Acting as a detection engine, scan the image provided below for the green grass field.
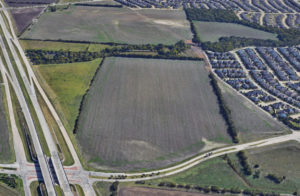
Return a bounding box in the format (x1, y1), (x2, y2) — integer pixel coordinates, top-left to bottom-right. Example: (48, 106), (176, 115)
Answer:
(20, 40), (112, 52)
(118, 141), (300, 194)
(245, 141), (300, 193)
(194, 21), (278, 42)
(33, 58), (102, 133)
(149, 157), (249, 189)
(22, 6), (192, 44)
(0, 86), (14, 163)
(29, 181), (39, 196)
(93, 181), (112, 196)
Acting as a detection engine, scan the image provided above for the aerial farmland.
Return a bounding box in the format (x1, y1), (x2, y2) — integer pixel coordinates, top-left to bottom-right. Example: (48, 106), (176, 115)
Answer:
(0, 0), (299, 195)
(75, 57), (229, 170)
(22, 6), (193, 44)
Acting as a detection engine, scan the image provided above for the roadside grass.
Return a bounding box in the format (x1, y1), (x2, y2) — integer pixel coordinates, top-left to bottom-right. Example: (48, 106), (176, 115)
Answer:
(29, 181), (39, 196)
(75, 184), (84, 196)
(20, 40), (112, 52)
(55, 185), (64, 196)
(194, 21), (278, 42)
(33, 58), (101, 133)
(0, 85), (15, 163)
(93, 181), (112, 196)
(0, 11), (13, 38)
(9, 82), (33, 162)
(36, 88), (74, 166)
(12, 42), (29, 79)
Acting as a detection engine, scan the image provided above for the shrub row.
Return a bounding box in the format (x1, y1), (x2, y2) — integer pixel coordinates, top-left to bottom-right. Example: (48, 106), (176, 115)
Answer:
(26, 40), (198, 65)
(237, 151), (252, 175)
(151, 180), (280, 196)
(113, 54), (202, 61)
(280, 117), (300, 130)
(0, 174), (17, 189)
(209, 73), (239, 143)
(266, 174), (285, 184)
(74, 3), (123, 8)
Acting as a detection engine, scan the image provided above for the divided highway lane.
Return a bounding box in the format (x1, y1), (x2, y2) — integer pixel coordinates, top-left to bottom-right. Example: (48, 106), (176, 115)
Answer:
(0, 3), (96, 195)
(1, 1), (82, 170)
(0, 11), (74, 196)
(0, 35), (56, 195)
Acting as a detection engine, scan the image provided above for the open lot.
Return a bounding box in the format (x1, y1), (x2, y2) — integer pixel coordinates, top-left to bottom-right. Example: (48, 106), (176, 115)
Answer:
(194, 21), (278, 42)
(33, 58), (101, 133)
(0, 87), (13, 163)
(218, 81), (289, 142)
(22, 6), (192, 44)
(75, 57), (229, 171)
(245, 141), (300, 193)
(10, 7), (44, 35)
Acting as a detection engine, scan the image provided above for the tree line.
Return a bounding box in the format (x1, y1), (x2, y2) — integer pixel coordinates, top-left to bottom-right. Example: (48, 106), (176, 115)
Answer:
(74, 3), (123, 8)
(209, 73), (239, 143)
(148, 179), (281, 196)
(25, 40), (202, 65)
(280, 117), (300, 130)
(237, 151), (252, 175)
(73, 58), (105, 134)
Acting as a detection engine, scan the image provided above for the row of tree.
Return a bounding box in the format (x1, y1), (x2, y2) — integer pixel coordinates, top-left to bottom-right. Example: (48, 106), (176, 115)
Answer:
(74, 3), (123, 8)
(237, 151), (252, 175)
(280, 117), (300, 130)
(0, 174), (17, 189)
(209, 73), (239, 143)
(153, 180), (280, 196)
(266, 174), (286, 184)
(26, 40), (199, 65)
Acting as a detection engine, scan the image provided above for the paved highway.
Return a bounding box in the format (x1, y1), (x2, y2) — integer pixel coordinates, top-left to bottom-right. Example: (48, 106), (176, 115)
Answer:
(0, 3), (71, 195)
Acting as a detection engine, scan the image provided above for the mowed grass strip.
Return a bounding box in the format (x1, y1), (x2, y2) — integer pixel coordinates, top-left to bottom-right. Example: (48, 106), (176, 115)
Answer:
(33, 58), (101, 132)
(20, 40), (112, 52)
(76, 57), (229, 171)
(22, 6), (192, 44)
(0, 86), (14, 163)
(194, 21), (278, 42)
